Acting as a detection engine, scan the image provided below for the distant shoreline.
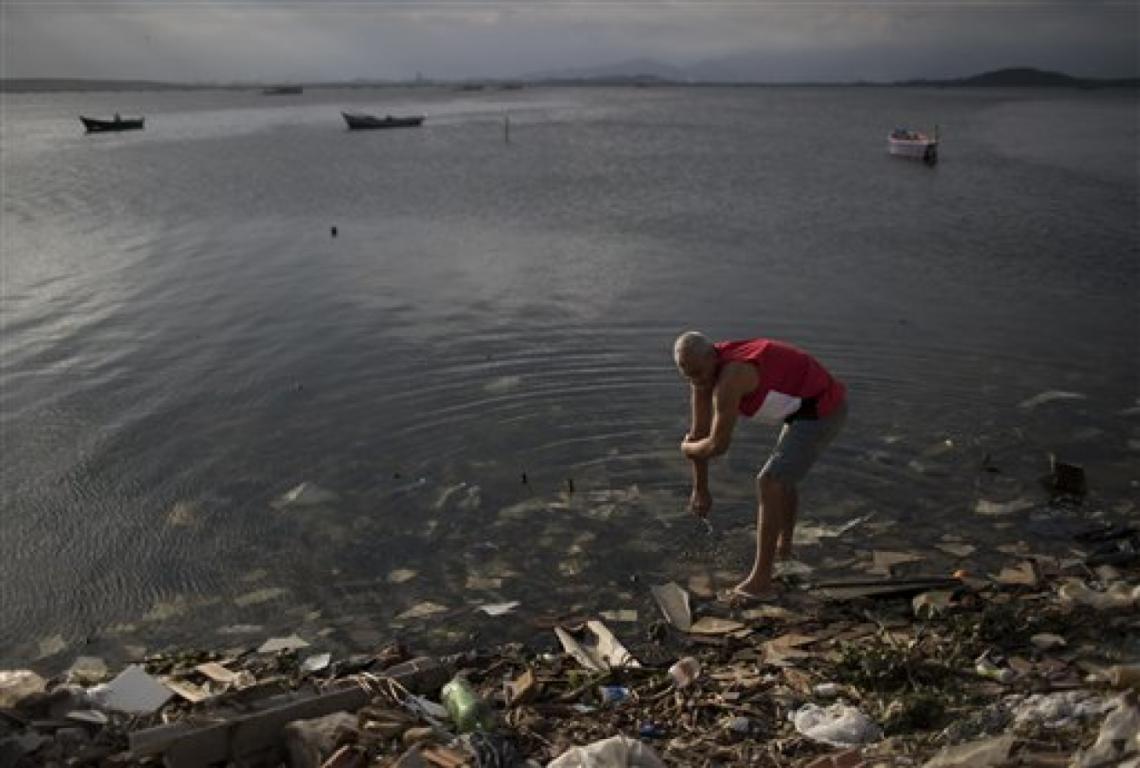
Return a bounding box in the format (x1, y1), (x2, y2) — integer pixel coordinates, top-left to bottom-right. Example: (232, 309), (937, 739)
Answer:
(3, 67), (1137, 93)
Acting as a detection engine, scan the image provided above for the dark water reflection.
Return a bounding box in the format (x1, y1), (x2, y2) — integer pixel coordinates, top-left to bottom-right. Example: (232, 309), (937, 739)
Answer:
(1, 86), (1136, 668)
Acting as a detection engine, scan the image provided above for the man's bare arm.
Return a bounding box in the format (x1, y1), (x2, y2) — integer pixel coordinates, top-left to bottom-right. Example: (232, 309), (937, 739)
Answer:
(683, 364), (750, 460)
(688, 385), (713, 440)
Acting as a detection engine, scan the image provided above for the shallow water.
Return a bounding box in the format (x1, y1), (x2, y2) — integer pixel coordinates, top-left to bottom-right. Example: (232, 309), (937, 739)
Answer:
(1, 85), (1137, 667)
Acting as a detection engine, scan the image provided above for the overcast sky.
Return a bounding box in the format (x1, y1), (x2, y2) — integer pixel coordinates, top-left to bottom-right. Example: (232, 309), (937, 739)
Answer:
(2, 0), (1136, 83)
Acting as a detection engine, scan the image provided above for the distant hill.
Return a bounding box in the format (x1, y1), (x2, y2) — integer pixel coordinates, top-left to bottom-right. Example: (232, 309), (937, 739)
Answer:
(2, 66), (1136, 92)
(523, 58), (690, 83)
(0, 78), (217, 93)
(897, 67), (1139, 88)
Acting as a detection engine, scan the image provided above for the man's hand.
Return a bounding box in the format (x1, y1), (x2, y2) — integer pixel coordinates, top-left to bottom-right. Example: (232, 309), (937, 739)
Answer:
(689, 487), (712, 517)
(681, 437), (706, 460)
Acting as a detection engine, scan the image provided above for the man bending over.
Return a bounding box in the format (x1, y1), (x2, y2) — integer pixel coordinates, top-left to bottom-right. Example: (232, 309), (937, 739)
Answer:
(675, 331), (848, 600)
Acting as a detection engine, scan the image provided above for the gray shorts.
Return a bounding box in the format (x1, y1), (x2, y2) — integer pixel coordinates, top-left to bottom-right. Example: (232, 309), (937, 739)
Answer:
(760, 400), (848, 484)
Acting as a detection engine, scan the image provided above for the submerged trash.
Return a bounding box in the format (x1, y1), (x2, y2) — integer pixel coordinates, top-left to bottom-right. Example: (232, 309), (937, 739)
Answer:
(649, 581), (692, 632)
(476, 601), (520, 617)
(1047, 454), (1087, 496)
(272, 482), (338, 509)
(441, 675), (495, 733)
(257, 634), (311, 653)
(1017, 390), (1086, 409)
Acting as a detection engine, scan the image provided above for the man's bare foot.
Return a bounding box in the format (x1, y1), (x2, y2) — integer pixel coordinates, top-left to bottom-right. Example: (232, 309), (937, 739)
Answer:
(719, 581), (782, 605)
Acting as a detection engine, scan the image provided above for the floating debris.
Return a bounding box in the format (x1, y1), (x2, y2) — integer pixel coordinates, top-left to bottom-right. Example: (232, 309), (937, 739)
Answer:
(272, 481), (339, 509)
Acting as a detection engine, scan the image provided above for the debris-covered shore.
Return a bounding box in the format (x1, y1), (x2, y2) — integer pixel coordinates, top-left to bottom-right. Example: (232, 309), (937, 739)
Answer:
(2, 516), (1138, 768)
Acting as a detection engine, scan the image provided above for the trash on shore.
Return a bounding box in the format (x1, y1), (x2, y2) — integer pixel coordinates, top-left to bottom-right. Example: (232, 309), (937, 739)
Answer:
(1, 518), (1136, 767)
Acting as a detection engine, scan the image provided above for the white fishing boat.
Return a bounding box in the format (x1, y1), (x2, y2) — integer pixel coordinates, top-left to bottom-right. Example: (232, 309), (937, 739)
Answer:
(888, 126), (939, 165)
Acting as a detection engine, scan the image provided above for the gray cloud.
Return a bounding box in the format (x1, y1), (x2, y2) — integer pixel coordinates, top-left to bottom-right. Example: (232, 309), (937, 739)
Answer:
(1, 1), (1135, 82)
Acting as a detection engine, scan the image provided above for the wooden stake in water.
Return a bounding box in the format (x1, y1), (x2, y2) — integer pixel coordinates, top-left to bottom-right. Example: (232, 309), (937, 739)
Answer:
(504, 114), (510, 144)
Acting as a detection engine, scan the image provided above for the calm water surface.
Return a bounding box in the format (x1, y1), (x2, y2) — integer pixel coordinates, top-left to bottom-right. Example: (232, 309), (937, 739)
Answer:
(1, 86), (1137, 667)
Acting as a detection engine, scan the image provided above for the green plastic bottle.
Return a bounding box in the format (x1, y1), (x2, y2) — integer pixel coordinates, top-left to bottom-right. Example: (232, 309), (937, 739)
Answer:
(441, 675), (496, 733)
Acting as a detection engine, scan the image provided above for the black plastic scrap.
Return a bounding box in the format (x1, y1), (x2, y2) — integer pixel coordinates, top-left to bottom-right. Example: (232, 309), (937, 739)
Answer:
(810, 576), (963, 601)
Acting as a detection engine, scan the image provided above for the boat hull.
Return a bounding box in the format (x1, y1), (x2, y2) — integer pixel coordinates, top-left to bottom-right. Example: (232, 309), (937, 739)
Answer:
(80, 116), (145, 133)
(342, 112), (425, 130)
(888, 137), (938, 164)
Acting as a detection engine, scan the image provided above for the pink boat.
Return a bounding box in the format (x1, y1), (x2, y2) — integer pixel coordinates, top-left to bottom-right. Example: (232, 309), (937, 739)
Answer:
(888, 126), (939, 165)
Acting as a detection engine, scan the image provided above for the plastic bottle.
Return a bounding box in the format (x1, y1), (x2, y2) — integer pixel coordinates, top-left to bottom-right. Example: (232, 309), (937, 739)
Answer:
(441, 675), (495, 733)
(598, 685), (630, 706)
(668, 656), (701, 689)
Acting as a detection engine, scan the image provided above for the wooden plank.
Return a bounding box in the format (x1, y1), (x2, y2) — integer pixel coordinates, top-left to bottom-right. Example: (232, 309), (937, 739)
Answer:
(130, 685), (370, 767)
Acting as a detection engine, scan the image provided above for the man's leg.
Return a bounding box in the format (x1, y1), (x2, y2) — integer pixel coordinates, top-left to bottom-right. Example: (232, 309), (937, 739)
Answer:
(734, 472), (793, 597)
(776, 484), (799, 559)
(737, 402), (848, 596)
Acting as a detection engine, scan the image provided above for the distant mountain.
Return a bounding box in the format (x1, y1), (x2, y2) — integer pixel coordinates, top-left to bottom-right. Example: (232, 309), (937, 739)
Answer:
(525, 58), (688, 83)
(0, 78), (209, 93)
(896, 67), (1139, 88)
(3, 65), (1136, 92)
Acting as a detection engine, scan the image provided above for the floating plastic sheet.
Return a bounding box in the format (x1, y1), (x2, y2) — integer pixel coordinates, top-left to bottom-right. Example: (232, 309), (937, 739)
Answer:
(649, 582), (691, 632)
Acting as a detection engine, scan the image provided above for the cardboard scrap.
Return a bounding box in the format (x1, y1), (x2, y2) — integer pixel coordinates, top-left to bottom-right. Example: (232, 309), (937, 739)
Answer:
(165, 678), (210, 703)
(395, 603), (449, 622)
(913, 590), (955, 618)
(195, 662), (238, 684)
(775, 559), (815, 578)
(650, 582), (692, 632)
(794, 514), (874, 546)
(554, 620), (640, 671)
(936, 542), (977, 558)
(477, 601), (520, 617)
(599, 609), (638, 623)
(688, 617), (747, 636)
(975, 498), (1034, 517)
(301, 653), (332, 673)
(387, 569), (418, 585)
(867, 550), (924, 575)
(465, 575), (502, 590)
(1030, 633), (1066, 650)
(742, 604), (799, 622)
(764, 633), (818, 666)
(992, 561), (1039, 588)
(686, 573), (716, 599)
(258, 634), (311, 653)
(921, 734), (1014, 767)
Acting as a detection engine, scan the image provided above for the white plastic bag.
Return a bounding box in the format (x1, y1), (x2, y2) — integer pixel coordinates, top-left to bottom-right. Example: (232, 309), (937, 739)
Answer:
(792, 703), (882, 747)
(547, 735), (666, 768)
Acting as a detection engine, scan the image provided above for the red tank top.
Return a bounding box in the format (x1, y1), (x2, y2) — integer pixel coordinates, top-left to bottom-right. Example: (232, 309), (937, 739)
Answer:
(714, 338), (846, 424)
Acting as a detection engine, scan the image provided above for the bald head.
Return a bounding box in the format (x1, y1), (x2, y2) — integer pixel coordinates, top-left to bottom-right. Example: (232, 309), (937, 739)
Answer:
(673, 331), (713, 367)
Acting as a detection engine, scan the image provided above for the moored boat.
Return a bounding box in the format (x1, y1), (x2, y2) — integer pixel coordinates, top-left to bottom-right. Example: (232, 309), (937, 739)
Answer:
(263, 86), (303, 95)
(888, 126), (938, 165)
(80, 115), (145, 133)
(342, 112), (425, 130)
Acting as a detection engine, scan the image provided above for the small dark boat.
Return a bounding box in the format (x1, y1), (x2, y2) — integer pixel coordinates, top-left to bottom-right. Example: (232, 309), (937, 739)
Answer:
(80, 115), (145, 133)
(342, 112), (425, 130)
(263, 86), (303, 95)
